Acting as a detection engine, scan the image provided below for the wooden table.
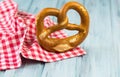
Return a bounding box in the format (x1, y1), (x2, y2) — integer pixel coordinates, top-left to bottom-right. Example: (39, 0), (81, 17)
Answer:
(0, 0), (120, 77)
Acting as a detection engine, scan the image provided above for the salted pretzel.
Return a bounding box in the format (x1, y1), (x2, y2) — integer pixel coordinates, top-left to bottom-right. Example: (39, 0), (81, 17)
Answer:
(36, 2), (89, 53)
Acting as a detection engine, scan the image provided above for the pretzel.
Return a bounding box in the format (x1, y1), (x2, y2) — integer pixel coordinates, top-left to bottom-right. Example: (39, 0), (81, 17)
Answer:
(36, 2), (89, 53)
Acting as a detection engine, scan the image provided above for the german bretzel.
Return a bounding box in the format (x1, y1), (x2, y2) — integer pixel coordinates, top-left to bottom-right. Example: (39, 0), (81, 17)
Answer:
(36, 2), (89, 53)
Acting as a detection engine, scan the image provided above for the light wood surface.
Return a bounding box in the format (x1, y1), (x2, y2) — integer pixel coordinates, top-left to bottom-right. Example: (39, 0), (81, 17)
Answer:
(0, 0), (120, 77)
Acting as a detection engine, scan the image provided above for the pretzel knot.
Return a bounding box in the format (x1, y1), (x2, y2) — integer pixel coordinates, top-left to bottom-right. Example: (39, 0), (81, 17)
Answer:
(36, 2), (89, 53)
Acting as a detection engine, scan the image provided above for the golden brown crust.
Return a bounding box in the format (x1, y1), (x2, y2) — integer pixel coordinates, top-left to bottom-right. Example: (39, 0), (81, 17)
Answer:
(36, 1), (89, 53)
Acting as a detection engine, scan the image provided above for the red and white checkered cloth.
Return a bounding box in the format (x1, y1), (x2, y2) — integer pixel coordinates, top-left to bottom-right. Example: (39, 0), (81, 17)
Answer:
(0, 0), (86, 70)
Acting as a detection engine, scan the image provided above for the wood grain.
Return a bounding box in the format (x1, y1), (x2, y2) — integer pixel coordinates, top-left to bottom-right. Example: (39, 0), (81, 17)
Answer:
(0, 0), (120, 77)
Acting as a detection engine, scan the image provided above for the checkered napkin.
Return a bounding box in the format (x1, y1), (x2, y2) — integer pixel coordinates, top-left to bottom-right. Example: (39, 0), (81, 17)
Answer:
(0, 0), (86, 70)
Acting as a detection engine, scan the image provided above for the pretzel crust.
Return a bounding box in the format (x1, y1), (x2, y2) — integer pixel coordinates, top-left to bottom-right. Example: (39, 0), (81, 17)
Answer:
(36, 2), (89, 52)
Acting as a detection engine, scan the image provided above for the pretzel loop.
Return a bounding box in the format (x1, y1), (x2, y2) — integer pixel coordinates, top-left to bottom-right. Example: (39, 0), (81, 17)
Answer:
(36, 2), (89, 52)
(58, 2), (89, 48)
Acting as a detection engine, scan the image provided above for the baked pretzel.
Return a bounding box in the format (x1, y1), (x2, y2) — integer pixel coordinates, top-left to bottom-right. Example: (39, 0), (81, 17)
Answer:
(36, 2), (89, 52)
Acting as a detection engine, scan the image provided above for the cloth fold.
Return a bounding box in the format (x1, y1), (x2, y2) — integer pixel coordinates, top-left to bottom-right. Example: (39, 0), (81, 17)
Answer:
(0, 0), (86, 70)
